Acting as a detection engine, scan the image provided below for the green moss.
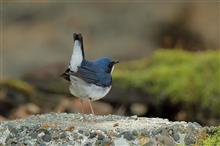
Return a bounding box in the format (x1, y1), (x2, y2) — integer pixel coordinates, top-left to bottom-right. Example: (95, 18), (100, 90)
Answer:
(1, 79), (35, 95)
(113, 50), (220, 116)
(199, 127), (220, 146)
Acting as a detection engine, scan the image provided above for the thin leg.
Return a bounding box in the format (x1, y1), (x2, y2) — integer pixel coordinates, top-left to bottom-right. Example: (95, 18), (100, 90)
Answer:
(80, 99), (86, 121)
(80, 99), (84, 114)
(88, 100), (95, 115)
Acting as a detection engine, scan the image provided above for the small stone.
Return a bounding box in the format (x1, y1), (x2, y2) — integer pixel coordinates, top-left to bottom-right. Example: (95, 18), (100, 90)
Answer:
(121, 131), (135, 141)
(152, 128), (162, 136)
(184, 134), (196, 145)
(89, 132), (97, 139)
(78, 135), (83, 139)
(38, 132), (45, 137)
(73, 132), (79, 139)
(9, 127), (18, 135)
(30, 131), (38, 139)
(168, 129), (174, 135)
(51, 129), (60, 139)
(140, 130), (151, 136)
(113, 123), (119, 127)
(78, 129), (84, 134)
(59, 133), (66, 139)
(172, 133), (180, 142)
(97, 134), (105, 140)
(95, 140), (103, 145)
(84, 131), (90, 137)
(132, 130), (138, 136)
(42, 133), (52, 142)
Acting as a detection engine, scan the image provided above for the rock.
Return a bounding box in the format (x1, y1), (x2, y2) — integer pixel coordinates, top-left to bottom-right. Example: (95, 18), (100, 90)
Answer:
(0, 113), (211, 146)
(184, 133), (196, 145)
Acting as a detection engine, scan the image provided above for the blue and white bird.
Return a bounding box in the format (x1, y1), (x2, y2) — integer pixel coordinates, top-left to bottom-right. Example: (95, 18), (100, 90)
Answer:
(61, 33), (119, 115)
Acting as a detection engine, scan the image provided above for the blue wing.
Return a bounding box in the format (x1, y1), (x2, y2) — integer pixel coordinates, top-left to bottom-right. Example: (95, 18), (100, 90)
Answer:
(70, 60), (112, 87)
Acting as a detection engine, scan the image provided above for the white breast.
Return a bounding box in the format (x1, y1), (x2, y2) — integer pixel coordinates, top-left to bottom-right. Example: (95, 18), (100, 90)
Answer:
(69, 76), (111, 101)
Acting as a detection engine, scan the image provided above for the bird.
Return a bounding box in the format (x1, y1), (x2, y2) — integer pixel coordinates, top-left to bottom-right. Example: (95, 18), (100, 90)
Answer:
(61, 33), (119, 116)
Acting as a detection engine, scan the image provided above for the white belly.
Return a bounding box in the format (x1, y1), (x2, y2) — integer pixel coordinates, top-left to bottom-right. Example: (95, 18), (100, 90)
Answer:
(69, 76), (111, 101)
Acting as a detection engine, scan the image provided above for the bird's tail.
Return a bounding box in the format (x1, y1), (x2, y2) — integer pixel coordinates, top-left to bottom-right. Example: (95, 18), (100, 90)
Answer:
(70, 33), (85, 71)
(73, 33), (85, 58)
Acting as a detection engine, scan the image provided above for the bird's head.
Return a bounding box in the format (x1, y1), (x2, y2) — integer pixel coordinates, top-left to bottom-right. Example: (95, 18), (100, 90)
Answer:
(95, 58), (119, 74)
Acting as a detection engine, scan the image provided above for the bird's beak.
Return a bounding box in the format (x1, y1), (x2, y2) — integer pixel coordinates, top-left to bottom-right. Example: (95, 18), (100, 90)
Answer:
(113, 60), (119, 64)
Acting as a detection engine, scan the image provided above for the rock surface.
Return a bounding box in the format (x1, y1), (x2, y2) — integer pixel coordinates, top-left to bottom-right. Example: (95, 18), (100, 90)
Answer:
(0, 113), (205, 146)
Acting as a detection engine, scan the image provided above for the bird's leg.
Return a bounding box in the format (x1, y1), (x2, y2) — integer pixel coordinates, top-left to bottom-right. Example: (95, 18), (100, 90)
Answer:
(80, 99), (86, 121)
(88, 99), (97, 122)
(88, 100), (95, 115)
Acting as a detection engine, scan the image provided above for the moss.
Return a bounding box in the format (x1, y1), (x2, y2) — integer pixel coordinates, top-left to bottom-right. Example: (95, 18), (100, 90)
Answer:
(113, 50), (220, 116)
(1, 79), (35, 95)
(198, 127), (220, 146)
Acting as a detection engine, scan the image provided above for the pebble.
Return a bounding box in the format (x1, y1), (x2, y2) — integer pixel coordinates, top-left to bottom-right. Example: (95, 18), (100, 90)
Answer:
(172, 133), (180, 142)
(42, 133), (52, 142)
(89, 132), (97, 139)
(132, 130), (138, 136)
(120, 131), (135, 141)
(97, 134), (105, 140)
(184, 134), (196, 145)
(152, 128), (162, 136)
(59, 132), (66, 139)
(78, 129), (84, 134)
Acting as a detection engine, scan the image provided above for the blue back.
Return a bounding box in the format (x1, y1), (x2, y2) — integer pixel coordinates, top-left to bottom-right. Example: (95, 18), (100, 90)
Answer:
(70, 59), (112, 87)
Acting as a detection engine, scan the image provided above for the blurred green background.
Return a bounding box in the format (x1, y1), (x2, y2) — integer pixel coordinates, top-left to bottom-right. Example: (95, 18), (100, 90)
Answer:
(0, 1), (219, 126)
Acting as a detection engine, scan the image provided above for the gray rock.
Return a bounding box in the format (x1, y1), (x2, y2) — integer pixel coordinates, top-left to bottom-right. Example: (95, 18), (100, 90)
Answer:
(0, 113), (206, 146)
(184, 133), (196, 145)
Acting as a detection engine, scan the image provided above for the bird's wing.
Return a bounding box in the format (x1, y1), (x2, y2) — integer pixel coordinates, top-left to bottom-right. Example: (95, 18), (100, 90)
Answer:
(70, 61), (112, 87)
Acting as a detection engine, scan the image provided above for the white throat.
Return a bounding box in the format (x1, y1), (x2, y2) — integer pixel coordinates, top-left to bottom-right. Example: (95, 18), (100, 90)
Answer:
(69, 40), (83, 72)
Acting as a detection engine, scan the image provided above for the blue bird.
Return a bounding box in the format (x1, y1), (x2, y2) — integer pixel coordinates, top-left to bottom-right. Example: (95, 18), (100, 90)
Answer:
(61, 33), (119, 115)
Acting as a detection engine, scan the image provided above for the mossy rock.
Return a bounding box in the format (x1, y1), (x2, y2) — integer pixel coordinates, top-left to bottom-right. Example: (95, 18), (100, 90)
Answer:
(198, 127), (220, 145)
(113, 50), (220, 118)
